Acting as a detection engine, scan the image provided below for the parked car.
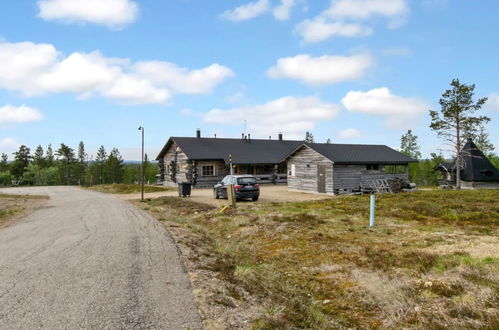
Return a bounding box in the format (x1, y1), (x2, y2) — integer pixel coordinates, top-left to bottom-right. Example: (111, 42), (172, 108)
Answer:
(214, 175), (260, 201)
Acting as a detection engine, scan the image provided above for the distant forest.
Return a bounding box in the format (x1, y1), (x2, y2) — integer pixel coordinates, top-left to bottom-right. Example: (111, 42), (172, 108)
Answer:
(0, 142), (159, 186)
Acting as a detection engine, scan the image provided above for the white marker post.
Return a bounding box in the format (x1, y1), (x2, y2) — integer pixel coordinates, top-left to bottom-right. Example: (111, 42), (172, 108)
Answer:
(370, 194), (376, 228)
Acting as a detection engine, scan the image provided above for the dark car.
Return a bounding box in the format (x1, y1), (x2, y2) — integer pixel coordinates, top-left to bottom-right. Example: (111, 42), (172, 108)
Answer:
(214, 175), (260, 201)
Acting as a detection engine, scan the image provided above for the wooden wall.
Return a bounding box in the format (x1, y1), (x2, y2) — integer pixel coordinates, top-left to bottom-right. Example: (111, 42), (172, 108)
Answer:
(287, 146), (334, 194)
(333, 165), (409, 191)
(161, 143), (190, 187)
(195, 160), (229, 188)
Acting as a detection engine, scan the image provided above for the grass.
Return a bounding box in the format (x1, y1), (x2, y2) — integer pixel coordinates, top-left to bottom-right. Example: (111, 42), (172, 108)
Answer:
(87, 183), (174, 194)
(0, 193), (48, 227)
(140, 189), (499, 329)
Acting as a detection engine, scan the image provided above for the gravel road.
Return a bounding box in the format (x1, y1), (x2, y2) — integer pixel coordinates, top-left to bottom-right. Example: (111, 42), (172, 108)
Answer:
(0, 186), (202, 329)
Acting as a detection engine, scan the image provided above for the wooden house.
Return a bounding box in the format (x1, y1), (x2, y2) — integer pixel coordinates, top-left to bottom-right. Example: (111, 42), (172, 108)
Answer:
(435, 139), (499, 189)
(282, 143), (417, 194)
(156, 130), (417, 193)
(156, 130), (302, 188)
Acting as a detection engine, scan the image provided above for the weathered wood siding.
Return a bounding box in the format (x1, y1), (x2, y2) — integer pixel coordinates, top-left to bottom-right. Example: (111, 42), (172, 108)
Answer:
(333, 165), (409, 191)
(287, 146), (334, 194)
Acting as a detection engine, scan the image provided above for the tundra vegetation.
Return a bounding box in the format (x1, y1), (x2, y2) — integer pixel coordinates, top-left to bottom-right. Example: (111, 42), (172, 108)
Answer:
(0, 194), (48, 228)
(140, 190), (498, 329)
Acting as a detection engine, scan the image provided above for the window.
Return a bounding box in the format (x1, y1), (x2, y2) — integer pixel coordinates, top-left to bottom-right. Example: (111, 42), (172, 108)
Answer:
(366, 165), (379, 170)
(202, 165), (215, 176)
(290, 164), (296, 177)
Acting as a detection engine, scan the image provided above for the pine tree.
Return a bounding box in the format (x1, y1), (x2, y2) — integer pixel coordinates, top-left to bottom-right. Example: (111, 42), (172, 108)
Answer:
(46, 144), (55, 167)
(429, 79), (489, 189)
(326, 138), (332, 144)
(11, 145), (31, 181)
(104, 148), (124, 183)
(95, 145), (107, 184)
(304, 131), (315, 143)
(0, 153), (8, 172)
(473, 124), (495, 157)
(56, 144), (75, 185)
(400, 130), (421, 159)
(33, 145), (45, 167)
(76, 141), (87, 185)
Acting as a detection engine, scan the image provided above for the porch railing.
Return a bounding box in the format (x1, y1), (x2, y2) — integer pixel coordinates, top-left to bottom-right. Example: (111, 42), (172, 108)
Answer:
(254, 173), (287, 184)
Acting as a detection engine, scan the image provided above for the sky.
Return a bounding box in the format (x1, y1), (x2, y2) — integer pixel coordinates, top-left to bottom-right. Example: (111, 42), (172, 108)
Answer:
(0, 0), (498, 160)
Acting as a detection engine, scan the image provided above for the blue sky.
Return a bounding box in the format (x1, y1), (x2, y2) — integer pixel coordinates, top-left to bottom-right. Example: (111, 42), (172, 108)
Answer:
(0, 0), (498, 160)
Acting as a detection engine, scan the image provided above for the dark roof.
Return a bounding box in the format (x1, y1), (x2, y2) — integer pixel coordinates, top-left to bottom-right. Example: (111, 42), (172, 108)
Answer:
(157, 137), (303, 164)
(157, 136), (416, 165)
(434, 140), (499, 182)
(283, 143), (418, 165)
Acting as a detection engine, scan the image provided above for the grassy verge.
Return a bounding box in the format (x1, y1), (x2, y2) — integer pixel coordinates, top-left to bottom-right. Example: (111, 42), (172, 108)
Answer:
(139, 190), (499, 329)
(87, 183), (175, 194)
(0, 193), (48, 228)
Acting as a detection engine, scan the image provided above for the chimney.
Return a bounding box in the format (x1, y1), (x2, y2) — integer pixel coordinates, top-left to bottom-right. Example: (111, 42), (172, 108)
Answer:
(269, 136), (271, 140)
(242, 133), (244, 140)
(196, 128), (201, 138)
(248, 133), (251, 143)
(214, 134), (217, 139)
(278, 133), (283, 141)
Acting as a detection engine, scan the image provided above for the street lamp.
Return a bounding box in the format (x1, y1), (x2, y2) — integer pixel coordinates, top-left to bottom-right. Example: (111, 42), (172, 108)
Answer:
(138, 126), (144, 201)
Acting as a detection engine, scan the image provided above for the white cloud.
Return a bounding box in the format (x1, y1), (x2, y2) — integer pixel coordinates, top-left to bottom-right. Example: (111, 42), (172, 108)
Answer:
(325, 0), (408, 24)
(267, 53), (373, 86)
(0, 137), (21, 151)
(295, 18), (372, 43)
(295, 0), (409, 43)
(0, 105), (43, 125)
(180, 108), (193, 116)
(204, 96), (339, 138)
(0, 41), (233, 105)
(338, 128), (362, 139)
(133, 61), (234, 94)
(273, 0), (296, 21)
(342, 87), (427, 128)
(37, 0), (138, 29)
(221, 0), (270, 22)
(487, 93), (499, 109)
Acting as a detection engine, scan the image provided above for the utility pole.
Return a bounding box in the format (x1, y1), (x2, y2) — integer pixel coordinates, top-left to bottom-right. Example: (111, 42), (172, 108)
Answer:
(138, 126), (145, 201)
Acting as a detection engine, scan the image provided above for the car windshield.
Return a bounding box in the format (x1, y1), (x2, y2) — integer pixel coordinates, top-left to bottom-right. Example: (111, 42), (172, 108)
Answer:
(237, 177), (257, 185)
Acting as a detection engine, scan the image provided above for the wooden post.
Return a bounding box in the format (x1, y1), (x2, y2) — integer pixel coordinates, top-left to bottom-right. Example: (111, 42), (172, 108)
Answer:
(227, 184), (236, 208)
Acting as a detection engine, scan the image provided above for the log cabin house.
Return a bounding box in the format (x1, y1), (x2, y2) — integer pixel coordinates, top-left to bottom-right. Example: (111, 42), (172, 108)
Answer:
(156, 130), (417, 193)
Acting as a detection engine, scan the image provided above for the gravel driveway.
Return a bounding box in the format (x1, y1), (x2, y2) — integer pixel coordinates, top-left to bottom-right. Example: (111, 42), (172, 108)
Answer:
(0, 186), (202, 329)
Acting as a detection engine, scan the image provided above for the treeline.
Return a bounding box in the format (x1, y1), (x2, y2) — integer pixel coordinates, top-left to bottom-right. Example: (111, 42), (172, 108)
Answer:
(0, 142), (158, 187)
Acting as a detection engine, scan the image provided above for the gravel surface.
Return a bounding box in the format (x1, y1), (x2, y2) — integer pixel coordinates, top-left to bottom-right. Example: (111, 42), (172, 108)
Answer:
(0, 186), (202, 330)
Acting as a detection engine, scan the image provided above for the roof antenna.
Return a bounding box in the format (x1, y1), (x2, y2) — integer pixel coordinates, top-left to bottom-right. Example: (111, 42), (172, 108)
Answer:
(244, 119), (247, 135)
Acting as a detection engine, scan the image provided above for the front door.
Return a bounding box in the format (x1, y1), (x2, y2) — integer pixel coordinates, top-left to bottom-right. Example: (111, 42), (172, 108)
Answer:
(317, 165), (326, 193)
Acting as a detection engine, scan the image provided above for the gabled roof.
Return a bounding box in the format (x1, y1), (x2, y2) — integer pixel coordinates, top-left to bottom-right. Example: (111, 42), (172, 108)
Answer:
(156, 137), (303, 164)
(282, 143), (418, 165)
(157, 136), (417, 165)
(438, 139), (499, 182)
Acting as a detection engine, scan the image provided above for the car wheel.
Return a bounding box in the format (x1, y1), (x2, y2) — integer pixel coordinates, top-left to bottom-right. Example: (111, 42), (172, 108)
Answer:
(214, 189), (219, 199)
(252, 196), (259, 201)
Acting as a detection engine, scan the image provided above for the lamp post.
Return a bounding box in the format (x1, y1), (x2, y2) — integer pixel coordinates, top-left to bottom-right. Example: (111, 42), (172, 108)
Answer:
(138, 126), (144, 201)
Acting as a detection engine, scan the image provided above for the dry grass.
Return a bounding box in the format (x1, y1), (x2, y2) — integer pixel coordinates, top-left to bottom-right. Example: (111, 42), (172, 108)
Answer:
(0, 193), (48, 228)
(87, 183), (174, 194)
(141, 189), (499, 329)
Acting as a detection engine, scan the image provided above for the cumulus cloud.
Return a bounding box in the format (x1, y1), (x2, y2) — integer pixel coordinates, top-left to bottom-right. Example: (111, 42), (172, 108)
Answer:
(204, 96), (339, 138)
(342, 87), (426, 128)
(221, 0), (270, 22)
(273, 0), (296, 21)
(338, 128), (362, 139)
(295, 0), (409, 43)
(37, 0), (138, 29)
(0, 41), (233, 105)
(0, 105), (43, 126)
(0, 137), (21, 151)
(267, 53), (373, 86)
(487, 93), (499, 109)
(295, 18), (372, 43)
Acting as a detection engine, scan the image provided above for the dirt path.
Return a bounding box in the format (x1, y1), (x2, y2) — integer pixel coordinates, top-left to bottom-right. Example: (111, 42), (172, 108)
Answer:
(118, 185), (331, 207)
(0, 186), (202, 329)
